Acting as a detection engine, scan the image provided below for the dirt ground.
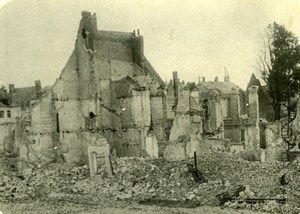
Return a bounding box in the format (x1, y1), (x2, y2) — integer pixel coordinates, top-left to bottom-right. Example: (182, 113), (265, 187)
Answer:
(0, 201), (270, 214)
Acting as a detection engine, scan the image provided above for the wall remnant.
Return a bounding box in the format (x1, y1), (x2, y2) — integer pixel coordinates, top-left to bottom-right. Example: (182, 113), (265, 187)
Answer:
(0, 11), (168, 168)
(88, 136), (112, 177)
(166, 72), (261, 159)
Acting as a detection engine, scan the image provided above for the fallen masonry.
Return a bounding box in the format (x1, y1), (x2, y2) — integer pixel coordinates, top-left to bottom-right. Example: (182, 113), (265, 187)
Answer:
(0, 151), (300, 213)
(0, 10), (300, 214)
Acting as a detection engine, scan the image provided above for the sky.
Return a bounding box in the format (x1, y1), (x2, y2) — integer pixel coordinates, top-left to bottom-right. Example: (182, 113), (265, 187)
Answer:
(1, 0), (300, 90)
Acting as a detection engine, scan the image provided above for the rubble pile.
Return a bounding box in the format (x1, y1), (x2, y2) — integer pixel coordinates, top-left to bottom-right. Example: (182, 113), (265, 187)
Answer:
(0, 151), (299, 213)
(197, 153), (286, 197)
(0, 162), (89, 202)
(71, 153), (287, 204)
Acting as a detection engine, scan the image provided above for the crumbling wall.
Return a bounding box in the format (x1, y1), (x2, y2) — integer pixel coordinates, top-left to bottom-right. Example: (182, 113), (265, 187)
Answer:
(119, 98), (134, 127)
(293, 96), (300, 135)
(224, 126), (241, 144)
(55, 101), (83, 131)
(52, 51), (79, 100)
(60, 132), (82, 163)
(228, 90), (240, 120)
(116, 88), (151, 128)
(24, 133), (56, 162)
(145, 134), (158, 158)
(116, 128), (145, 157)
(30, 93), (55, 133)
(166, 80), (175, 119)
(76, 34), (93, 100)
(96, 79), (113, 128)
(263, 121), (287, 162)
(18, 12), (167, 162)
(169, 87), (202, 142)
(93, 36), (133, 62)
(93, 59), (111, 80)
(164, 139), (228, 161)
(169, 115), (191, 142)
(150, 96), (166, 141)
(15, 92), (57, 163)
(150, 96), (164, 123)
(0, 123), (13, 150)
(110, 60), (134, 81)
(208, 99), (223, 133)
(246, 124), (260, 152)
(131, 90), (151, 127)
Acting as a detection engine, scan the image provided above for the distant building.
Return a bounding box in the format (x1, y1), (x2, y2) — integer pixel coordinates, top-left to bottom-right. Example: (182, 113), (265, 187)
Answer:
(166, 72), (260, 154)
(0, 82), (42, 151)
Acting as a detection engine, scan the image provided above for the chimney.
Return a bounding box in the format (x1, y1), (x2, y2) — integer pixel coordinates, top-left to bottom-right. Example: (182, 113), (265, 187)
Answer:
(137, 29), (140, 36)
(224, 70), (230, 82)
(172, 71), (178, 82)
(202, 77), (205, 82)
(172, 71), (179, 107)
(91, 13), (97, 33)
(35, 80), (42, 91)
(133, 30), (136, 36)
(9, 84), (15, 93)
(215, 76), (218, 82)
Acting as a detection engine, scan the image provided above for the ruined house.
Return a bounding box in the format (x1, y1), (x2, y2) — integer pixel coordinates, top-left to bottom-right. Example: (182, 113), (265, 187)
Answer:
(245, 74), (300, 161)
(0, 81), (43, 153)
(2, 10), (290, 166)
(3, 11), (167, 165)
(166, 72), (260, 156)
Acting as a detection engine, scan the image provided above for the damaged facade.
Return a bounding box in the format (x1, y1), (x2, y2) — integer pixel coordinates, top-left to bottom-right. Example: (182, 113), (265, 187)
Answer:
(0, 81), (43, 154)
(2, 11), (167, 166)
(165, 72), (260, 158)
(246, 73), (300, 161)
(2, 11), (297, 168)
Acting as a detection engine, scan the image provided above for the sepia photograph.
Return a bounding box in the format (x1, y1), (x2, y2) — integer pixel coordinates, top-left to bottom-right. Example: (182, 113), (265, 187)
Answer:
(0, 0), (300, 213)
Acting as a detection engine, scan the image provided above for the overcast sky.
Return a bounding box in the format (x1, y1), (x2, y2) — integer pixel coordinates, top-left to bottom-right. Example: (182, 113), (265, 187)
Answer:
(1, 0), (300, 90)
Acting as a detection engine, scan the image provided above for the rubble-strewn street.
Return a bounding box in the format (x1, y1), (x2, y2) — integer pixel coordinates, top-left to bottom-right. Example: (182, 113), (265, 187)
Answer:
(0, 151), (300, 213)
(1, 2), (300, 213)
(0, 201), (273, 214)
(0, 201), (274, 214)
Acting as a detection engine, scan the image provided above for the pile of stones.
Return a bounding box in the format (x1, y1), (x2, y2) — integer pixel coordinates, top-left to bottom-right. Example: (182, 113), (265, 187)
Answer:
(0, 151), (300, 213)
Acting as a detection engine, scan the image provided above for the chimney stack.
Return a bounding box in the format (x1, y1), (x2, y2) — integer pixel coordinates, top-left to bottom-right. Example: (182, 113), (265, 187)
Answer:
(215, 76), (218, 82)
(9, 84), (15, 93)
(35, 80), (42, 91)
(172, 71), (179, 108)
(224, 69), (230, 82)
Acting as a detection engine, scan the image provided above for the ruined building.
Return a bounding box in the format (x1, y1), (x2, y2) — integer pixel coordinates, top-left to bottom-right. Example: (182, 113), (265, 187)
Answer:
(2, 11), (167, 165)
(0, 81), (43, 151)
(1, 11), (284, 166)
(166, 72), (260, 155)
